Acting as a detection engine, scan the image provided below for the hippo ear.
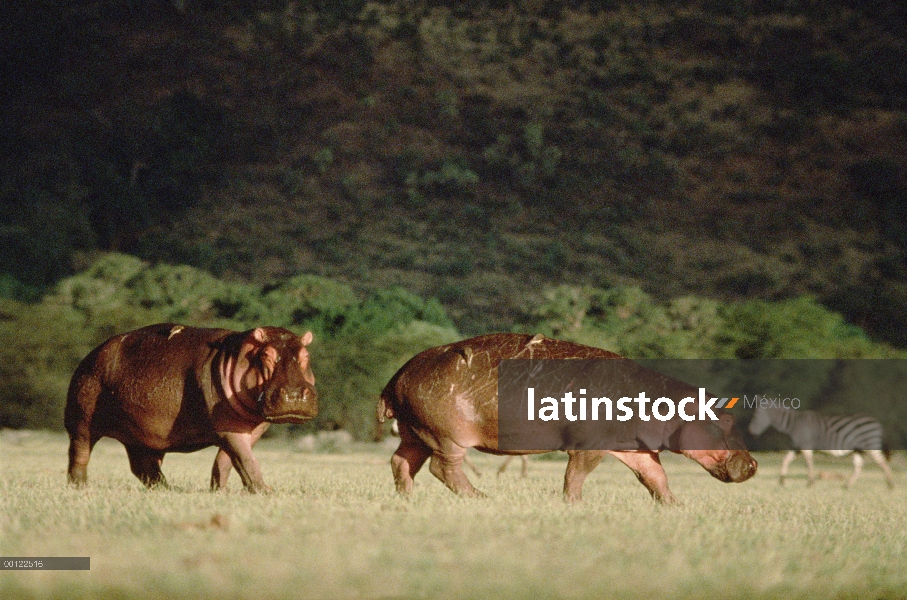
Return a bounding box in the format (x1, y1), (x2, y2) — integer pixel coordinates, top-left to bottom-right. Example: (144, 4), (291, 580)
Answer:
(301, 331), (313, 346)
(252, 328), (267, 343)
(718, 413), (735, 435)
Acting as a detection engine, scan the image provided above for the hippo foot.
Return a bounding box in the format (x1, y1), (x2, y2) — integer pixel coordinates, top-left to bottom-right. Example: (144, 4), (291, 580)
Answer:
(68, 474), (88, 487)
(654, 495), (679, 506)
(460, 489), (488, 499)
(141, 479), (170, 490)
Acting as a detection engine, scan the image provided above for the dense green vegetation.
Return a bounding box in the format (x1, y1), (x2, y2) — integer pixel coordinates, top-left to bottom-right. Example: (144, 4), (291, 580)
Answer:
(2, 433), (906, 599)
(2, 1), (906, 342)
(0, 253), (459, 436)
(1, 253), (902, 440)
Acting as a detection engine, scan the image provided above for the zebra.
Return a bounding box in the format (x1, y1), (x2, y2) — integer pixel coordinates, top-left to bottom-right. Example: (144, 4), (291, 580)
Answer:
(748, 407), (894, 489)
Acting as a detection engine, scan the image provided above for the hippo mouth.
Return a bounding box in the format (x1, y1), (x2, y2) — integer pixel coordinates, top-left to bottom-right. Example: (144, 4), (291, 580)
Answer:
(264, 413), (314, 424)
(259, 389), (318, 423)
(711, 453), (758, 483)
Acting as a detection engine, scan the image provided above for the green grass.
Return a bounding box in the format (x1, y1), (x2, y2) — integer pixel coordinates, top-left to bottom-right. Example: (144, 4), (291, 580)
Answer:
(1, 432), (905, 599)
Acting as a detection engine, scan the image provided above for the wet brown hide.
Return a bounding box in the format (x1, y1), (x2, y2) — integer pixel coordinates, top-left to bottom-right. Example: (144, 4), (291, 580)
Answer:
(378, 333), (756, 502)
(65, 323), (317, 492)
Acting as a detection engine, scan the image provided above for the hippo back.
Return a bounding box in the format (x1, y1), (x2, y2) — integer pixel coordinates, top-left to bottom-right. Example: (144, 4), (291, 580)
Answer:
(378, 333), (623, 449)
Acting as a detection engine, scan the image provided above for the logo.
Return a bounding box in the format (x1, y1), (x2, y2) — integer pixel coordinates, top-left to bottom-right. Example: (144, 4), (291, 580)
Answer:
(525, 388), (739, 422)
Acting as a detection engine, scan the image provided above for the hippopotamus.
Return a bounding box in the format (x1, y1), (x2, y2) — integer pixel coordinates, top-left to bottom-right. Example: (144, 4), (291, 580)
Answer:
(377, 333), (757, 503)
(65, 323), (317, 493)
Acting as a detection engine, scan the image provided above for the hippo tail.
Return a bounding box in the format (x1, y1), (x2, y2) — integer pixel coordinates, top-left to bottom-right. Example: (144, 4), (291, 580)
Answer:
(376, 395), (392, 423)
(376, 384), (396, 424)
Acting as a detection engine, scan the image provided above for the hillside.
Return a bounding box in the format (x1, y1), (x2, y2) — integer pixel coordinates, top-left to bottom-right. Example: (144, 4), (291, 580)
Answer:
(2, 0), (906, 341)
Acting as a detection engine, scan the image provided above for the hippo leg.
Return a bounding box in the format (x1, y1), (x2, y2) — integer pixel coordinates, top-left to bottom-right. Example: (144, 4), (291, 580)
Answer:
(463, 454), (482, 477)
(67, 431), (100, 486)
(428, 446), (485, 498)
(210, 450), (234, 491)
(564, 450), (606, 502)
(609, 451), (677, 505)
(125, 446), (168, 488)
(211, 422), (270, 491)
(216, 432), (270, 493)
(390, 423), (432, 495)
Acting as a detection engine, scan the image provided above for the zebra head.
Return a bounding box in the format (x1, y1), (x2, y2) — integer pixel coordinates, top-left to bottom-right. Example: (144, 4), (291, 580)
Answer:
(748, 407), (775, 436)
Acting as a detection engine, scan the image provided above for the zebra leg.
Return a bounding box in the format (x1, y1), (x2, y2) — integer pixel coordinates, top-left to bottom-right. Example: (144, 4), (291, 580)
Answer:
(779, 450), (797, 486)
(497, 456), (512, 477)
(845, 452), (864, 489)
(867, 449), (895, 489)
(463, 453), (482, 478)
(802, 450), (815, 486)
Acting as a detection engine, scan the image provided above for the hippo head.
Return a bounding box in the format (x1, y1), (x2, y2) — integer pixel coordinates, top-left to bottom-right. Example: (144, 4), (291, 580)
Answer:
(237, 328), (318, 424)
(676, 413), (757, 483)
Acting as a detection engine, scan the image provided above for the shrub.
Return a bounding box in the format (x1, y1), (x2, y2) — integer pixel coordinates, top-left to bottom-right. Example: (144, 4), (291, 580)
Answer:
(716, 296), (882, 359)
(315, 321), (460, 439)
(0, 254), (461, 438)
(519, 285), (895, 360)
(416, 158), (480, 198)
(482, 123), (562, 190)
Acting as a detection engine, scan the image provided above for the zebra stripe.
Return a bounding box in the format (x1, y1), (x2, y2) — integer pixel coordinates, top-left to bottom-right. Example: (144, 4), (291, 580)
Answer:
(751, 407), (884, 451)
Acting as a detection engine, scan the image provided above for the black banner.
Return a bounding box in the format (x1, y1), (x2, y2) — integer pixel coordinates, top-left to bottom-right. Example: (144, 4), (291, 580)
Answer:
(497, 359), (907, 451)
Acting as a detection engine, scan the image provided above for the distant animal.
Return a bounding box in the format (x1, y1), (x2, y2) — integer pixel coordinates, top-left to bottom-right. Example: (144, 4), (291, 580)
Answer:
(377, 333), (757, 504)
(65, 323), (318, 493)
(748, 407), (894, 488)
(497, 455), (529, 478)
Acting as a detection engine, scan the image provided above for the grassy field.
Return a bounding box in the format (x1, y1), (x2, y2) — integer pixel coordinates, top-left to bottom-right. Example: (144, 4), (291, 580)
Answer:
(1, 431), (905, 599)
